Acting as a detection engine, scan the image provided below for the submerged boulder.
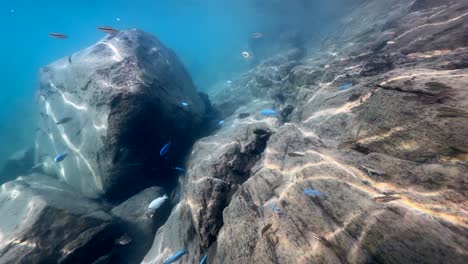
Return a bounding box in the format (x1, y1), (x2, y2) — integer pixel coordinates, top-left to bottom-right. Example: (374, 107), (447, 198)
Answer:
(35, 29), (209, 199)
(0, 147), (34, 185)
(0, 175), (118, 264)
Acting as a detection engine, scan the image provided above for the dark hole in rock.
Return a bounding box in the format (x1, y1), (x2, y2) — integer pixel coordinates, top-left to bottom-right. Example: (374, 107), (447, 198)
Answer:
(253, 128), (271, 138)
(351, 143), (372, 155)
(280, 105), (295, 122)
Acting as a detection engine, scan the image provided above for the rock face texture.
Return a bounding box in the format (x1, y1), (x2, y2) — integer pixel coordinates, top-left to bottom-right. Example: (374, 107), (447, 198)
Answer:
(143, 0), (468, 263)
(35, 29), (209, 200)
(0, 175), (118, 264)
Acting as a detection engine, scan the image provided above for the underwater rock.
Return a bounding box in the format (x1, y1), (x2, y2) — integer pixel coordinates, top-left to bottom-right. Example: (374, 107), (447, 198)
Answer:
(0, 174), (118, 264)
(141, 0), (468, 263)
(213, 125), (468, 264)
(35, 29), (209, 200)
(110, 186), (169, 264)
(211, 49), (302, 117)
(0, 147), (34, 185)
(143, 100), (277, 262)
(142, 203), (199, 264)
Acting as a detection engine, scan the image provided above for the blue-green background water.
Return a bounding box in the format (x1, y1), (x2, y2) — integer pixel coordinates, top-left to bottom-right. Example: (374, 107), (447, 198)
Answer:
(0, 0), (352, 166)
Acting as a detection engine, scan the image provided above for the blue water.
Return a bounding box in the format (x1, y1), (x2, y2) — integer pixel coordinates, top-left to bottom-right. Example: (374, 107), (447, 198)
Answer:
(0, 0), (351, 165)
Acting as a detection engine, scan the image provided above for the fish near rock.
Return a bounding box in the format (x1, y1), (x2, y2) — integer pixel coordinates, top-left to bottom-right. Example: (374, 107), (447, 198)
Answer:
(251, 32), (264, 39)
(160, 142), (171, 156)
(114, 233), (132, 245)
(242, 51), (252, 59)
(288, 152), (305, 157)
(97, 26), (119, 34)
(261, 223), (272, 236)
(147, 194), (168, 218)
(270, 204), (286, 216)
(338, 83), (353, 91)
(260, 109), (278, 116)
(54, 152), (68, 163)
(56, 117), (73, 125)
(303, 189), (325, 197)
(173, 166), (185, 172)
(199, 255), (208, 264)
(237, 112), (250, 119)
(372, 195), (400, 203)
(48, 33), (68, 39)
(163, 250), (187, 264)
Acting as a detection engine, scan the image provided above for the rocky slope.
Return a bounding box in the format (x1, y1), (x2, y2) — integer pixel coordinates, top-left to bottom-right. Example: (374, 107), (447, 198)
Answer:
(143, 0), (468, 263)
(0, 0), (467, 263)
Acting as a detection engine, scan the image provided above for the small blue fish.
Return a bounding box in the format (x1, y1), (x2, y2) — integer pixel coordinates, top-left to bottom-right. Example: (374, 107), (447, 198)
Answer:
(304, 189), (325, 197)
(160, 142), (171, 156)
(180, 102), (189, 107)
(163, 250), (187, 264)
(338, 83), (353, 91)
(260, 109), (278, 116)
(199, 255), (208, 264)
(54, 152), (68, 163)
(270, 204), (285, 216)
(217, 120), (225, 126)
(173, 167), (185, 172)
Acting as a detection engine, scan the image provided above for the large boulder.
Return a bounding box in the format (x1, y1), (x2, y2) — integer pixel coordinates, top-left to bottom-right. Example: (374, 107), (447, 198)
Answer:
(35, 29), (209, 200)
(0, 175), (118, 264)
(0, 147), (34, 185)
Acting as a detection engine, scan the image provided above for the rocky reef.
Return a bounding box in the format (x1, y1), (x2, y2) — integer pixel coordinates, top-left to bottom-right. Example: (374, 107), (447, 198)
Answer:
(144, 0), (468, 263)
(0, 0), (467, 263)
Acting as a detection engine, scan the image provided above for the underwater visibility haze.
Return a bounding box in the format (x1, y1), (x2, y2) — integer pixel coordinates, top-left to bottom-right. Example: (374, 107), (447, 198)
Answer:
(0, 0), (467, 263)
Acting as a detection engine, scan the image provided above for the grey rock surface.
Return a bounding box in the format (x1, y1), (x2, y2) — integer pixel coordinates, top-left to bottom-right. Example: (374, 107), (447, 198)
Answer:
(35, 29), (209, 200)
(142, 99), (279, 263)
(143, 0), (468, 263)
(0, 175), (117, 264)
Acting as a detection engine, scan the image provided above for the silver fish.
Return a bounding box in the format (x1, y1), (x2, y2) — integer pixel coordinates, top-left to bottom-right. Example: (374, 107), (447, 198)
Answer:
(115, 233), (132, 245)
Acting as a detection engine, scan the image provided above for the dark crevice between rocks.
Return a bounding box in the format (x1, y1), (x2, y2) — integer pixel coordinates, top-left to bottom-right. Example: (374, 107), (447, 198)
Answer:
(200, 129), (273, 251)
(99, 91), (217, 203)
(351, 143), (372, 155)
(377, 84), (437, 97)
